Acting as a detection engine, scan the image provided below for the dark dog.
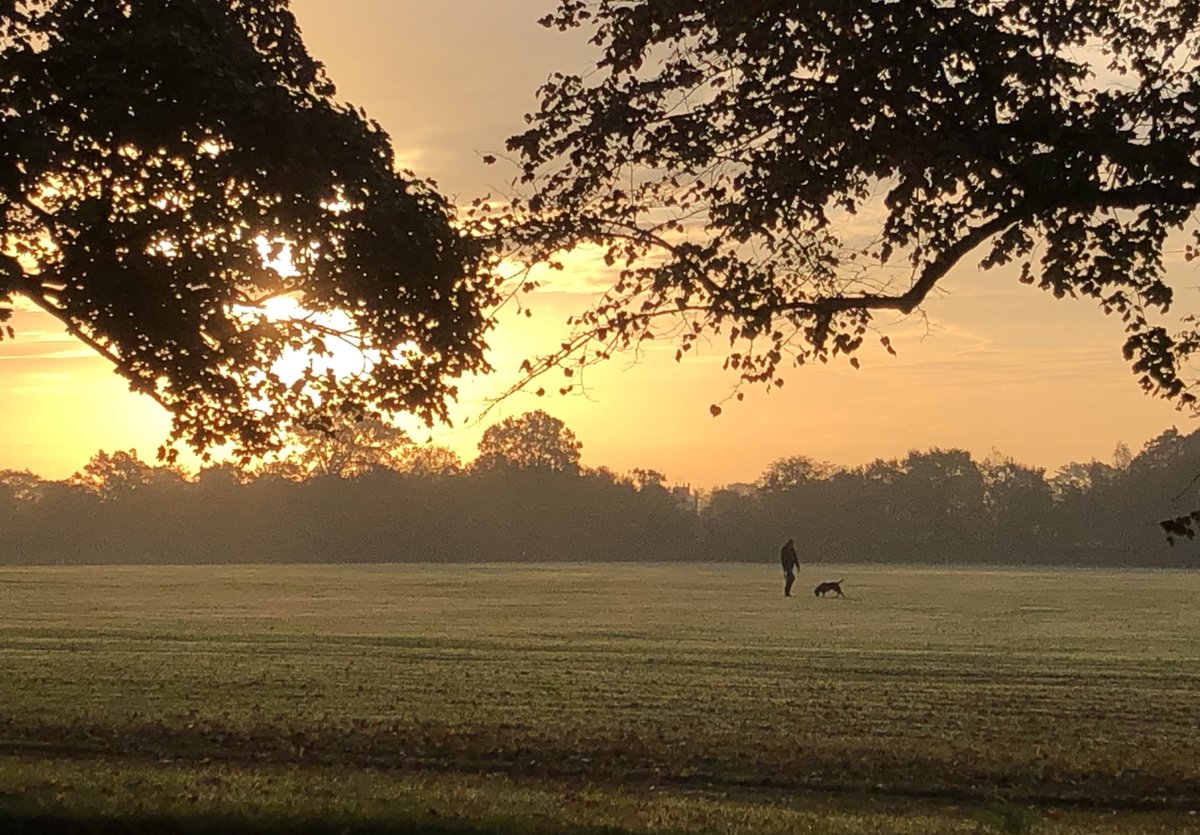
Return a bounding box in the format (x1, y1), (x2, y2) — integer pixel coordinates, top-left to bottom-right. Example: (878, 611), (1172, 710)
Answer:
(814, 579), (845, 598)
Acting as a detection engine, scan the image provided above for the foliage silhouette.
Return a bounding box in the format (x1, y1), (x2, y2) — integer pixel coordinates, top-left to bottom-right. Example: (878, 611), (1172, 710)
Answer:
(492, 0), (1200, 419)
(0, 0), (496, 462)
(758, 456), (833, 493)
(261, 412), (413, 481)
(980, 454), (1053, 551)
(474, 410), (583, 473)
(70, 449), (186, 499)
(4, 425), (1196, 566)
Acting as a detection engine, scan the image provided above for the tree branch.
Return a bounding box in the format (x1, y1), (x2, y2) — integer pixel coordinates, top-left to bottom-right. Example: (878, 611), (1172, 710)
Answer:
(14, 275), (173, 412)
(779, 211), (1022, 317)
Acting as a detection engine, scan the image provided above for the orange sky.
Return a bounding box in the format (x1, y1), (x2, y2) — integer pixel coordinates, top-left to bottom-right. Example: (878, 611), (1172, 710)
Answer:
(1, 1), (1193, 488)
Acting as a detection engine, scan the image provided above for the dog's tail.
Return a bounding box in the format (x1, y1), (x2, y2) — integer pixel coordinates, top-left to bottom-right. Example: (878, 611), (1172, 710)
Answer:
(837, 578), (844, 584)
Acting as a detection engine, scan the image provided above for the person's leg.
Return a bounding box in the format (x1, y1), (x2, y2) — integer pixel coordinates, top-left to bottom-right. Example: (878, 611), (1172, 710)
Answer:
(784, 568), (795, 596)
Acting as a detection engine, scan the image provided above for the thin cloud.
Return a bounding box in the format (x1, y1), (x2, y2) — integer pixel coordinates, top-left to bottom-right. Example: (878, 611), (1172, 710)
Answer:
(1, 327), (77, 344)
(0, 345), (94, 361)
(18, 371), (72, 382)
(8, 384), (68, 395)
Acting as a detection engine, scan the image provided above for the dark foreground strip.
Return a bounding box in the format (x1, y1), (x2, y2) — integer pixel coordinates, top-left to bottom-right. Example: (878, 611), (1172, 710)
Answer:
(0, 810), (637, 835)
(1, 716), (1197, 814)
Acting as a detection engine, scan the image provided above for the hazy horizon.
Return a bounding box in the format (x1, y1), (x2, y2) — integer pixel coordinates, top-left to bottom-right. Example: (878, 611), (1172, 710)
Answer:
(2, 413), (1182, 493)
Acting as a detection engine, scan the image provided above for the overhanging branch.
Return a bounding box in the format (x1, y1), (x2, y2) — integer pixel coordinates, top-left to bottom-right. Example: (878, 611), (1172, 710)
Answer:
(15, 275), (173, 412)
(779, 211), (1022, 318)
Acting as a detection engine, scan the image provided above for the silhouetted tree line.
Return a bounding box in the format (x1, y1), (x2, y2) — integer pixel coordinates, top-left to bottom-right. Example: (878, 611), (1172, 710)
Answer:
(1, 414), (1198, 567)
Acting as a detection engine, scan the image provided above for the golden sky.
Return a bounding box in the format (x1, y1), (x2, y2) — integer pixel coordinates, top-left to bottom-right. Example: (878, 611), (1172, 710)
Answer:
(0, 1), (1192, 487)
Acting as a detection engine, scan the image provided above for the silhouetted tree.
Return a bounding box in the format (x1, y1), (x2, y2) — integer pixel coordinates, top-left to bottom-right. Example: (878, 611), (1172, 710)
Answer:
(1112, 442), (1134, 472)
(195, 462), (257, 489)
(1050, 460), (1119, 501)
(758, 456), (832, 493)
(628, 467), (667, 491)
(0, 469), (44, 504)
(1134, 428), (1199, 472)
(497, 1), (1199, 420)
(0, 469), (45, 554)
(474, 410), (582, 473)
(701, 488), (768, 561)
(895, 449), (987, 555)
(396, 444), (464, 477)
(70, 449), (185, 500)
(1, 1), (497, 461)
(1130, 430), (1200, 546)
(981, 454), (1053, 556)
(270, 413), (413, 480)
(6, 431), (1200, 567)
(17, 480), (100, 561)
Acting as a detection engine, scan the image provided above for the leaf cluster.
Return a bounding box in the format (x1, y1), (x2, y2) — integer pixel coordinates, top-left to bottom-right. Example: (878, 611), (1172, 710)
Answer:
(0, 1), (497, 461)
(474, 408), (583, 473)
(492, 0), (1200, 409)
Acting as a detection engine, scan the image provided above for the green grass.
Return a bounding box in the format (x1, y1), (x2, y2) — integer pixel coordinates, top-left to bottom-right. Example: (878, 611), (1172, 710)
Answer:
(1, 563), (1199, 833)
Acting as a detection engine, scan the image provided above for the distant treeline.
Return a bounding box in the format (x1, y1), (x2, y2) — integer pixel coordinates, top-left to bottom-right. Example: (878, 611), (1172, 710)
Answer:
(2, 425), (1200, 567)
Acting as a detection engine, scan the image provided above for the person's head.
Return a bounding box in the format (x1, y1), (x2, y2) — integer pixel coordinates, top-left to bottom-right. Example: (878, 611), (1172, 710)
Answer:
(786, 538), (794, 545)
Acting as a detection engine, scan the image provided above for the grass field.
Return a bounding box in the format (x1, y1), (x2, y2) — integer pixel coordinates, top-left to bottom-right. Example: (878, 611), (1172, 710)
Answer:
(1, 563), (1198, 834)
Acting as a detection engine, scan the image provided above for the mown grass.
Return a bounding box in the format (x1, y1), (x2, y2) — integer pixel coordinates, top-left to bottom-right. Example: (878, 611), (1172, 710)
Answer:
(1, 563), (1198, 833)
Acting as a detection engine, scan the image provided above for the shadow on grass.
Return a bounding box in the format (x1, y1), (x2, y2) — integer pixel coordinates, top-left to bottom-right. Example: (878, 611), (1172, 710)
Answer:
(0, 810), (637, 835)
(5, 715), (1200, 815)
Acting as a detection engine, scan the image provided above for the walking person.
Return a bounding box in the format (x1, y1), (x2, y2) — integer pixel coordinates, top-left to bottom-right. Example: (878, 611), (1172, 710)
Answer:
(781, 538), (800, 597)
